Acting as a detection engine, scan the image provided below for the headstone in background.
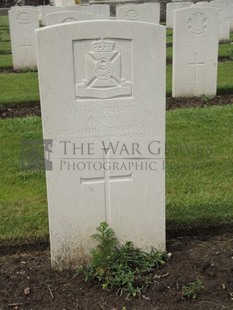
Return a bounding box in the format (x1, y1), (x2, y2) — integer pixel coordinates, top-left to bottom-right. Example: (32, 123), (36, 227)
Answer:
(210, 0), (230, 40)
(9, 7), (39, 69)
(172, 7), (219, 97)
(166, 2), (193, 28)
(41, 6), (64, 26)
(11, 6), (35, 9)
(88, 4), (110, 19)
(36, 20), (166, 269)
(45, 10), (95, 25)
(54, 0), (75, 7)
(116, 3), (160, 24)
(226, 0), (233, 31)
(66, 4), (110, 19)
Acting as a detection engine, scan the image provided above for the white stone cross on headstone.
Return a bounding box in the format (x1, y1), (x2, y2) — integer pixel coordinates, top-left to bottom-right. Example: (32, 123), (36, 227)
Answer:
(80, 150), (132, 224)
(21, 39), (32, 60)
(188, 53), (205, 83)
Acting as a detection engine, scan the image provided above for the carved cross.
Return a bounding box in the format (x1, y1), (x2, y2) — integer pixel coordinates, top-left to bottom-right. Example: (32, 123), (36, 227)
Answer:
(21, 39), (32, 60)
(80, 151), (132, 224)
(188, 53), (205, 82)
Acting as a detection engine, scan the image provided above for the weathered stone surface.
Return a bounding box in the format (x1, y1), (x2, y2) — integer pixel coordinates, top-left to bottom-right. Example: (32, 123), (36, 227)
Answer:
(36, 20), (166, 269)
(166, 2), (192, 28)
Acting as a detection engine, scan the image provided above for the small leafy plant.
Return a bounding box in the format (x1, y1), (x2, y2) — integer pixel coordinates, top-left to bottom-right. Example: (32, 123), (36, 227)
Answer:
(182, 278), (204, 299)
(78, 222), (169, 297)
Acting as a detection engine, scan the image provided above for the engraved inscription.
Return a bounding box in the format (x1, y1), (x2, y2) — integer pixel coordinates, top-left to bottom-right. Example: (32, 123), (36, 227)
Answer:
(188, 12), (207, 35)
(17, 12), (31, 24)
(125, 9), (139, 20)
(80, 151), (132, 224)
(57, 123), (153, 141)
(75, 39), (132, 100)
(188, 53), (205, 82)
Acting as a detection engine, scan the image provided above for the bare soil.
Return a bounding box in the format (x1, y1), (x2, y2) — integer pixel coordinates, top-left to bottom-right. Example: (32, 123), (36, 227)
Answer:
(1, 234), (233, 310)
(166, 94), (233, 110)
(0, 103), (41, 118)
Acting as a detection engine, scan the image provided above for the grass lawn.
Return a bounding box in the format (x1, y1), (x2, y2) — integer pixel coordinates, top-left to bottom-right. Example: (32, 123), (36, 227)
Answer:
(0, 15), (9, 27)
(0, 41), (11, 52)
(0, 28), (10, 41)
(0, 15), (232, 246)
(219, 43), (233, 58)
(0, 72), (39, 105)
(0, 54), (12, 68)
(217, 61), (233, 94)
(0, 117), (48, 246)
(1, 104), (233, 244)
(166, 104), (233, 234)
(0, 61), (232, 106)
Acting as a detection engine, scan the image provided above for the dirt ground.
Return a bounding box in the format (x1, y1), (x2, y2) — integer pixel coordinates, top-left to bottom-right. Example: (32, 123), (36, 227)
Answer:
(1, 234), (233, 310)
(0, 103), (41, 119)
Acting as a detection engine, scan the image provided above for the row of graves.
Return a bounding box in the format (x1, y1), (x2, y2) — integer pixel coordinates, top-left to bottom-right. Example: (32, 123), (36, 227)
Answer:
(7, 1), (233, 268)
(9, 1), (233, 98)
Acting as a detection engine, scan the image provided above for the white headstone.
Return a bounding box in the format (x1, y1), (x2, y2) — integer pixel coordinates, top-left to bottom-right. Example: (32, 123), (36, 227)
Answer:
(66, 4), (110, 19)
(41, 6), (64, 26)
(65, 4), (85, 10)
(11, 5), (36, 9)
(210, 0), (230, 40)
(36, 20), (166, 269)
(166, 2), (193, 28)
(227, 0), (233, 31)
(45, 11), (95, 25)
(9, 7), (39, 69)
(172, 7), (219, 97)
(116, 3), (160, 24)
(88, 4), (110, 19)
(54, 0), (75, 7)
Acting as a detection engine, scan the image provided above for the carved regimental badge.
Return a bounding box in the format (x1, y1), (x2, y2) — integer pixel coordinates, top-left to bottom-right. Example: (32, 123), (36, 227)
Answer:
(188, 12), (207, 35)
(126, 9), (139, 20)
(17, 12), (31, 25)
(76, 40), (132, 99)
